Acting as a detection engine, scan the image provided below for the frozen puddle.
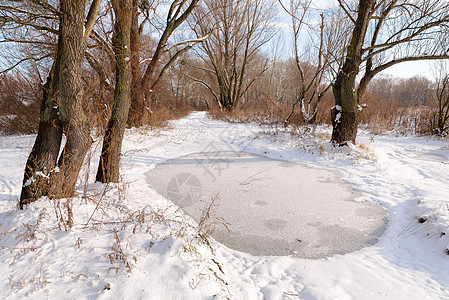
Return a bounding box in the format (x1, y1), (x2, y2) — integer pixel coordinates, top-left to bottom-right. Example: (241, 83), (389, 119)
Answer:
(146, 152), (387, 259)
(413, 152), (448, 163)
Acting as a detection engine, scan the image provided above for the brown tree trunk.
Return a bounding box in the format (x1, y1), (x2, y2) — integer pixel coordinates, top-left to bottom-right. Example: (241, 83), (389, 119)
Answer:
(127, 0), (147, 127)
(96, 0), (132, 183)
(50, 0), (93, 198)
(128, 87), (146, 129)
(20, 8), (64, 208)
(331, 72), (359, 144)
(127, 0), (199, 127)
(20, 58), (63, 208)
(331, 0), (376, 145)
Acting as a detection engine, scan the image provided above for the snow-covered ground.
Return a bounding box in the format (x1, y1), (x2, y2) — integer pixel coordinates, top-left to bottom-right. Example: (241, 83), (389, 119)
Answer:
(0, 111), (449, 299)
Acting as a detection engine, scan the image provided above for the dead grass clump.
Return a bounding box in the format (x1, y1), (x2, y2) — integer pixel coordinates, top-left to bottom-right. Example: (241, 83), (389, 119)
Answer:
(359, 92), (399, 134)
(207, 80), (441, 137)
(355, 142), (376, 159)
(401, 106), (436, 135)
(312, 129), (331, 141)
(10, 208), (49, 250)
(107, 229), (135, 274)
(51, 198), (73, 231)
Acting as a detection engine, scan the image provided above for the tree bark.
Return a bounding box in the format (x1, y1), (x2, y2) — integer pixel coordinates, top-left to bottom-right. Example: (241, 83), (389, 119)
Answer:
(20, 56), (63, 208)
(331, 0), (376, 144)
(331, 71), (359, 144)
(19, 7), (64, 208)
(49, 0), (93, 198)
(127, 0), (146, 127)
(96, 0), (132, 183)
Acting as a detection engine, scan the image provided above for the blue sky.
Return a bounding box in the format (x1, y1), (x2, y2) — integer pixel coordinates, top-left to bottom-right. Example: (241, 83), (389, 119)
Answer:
(275, 0), (440, 80)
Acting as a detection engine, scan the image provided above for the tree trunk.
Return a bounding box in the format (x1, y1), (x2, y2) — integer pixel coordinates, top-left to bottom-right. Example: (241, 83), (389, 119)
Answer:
(96, 0), (132, 183)
(330, 0), (376, 145)
(331, 72), (359, 144)
(127, 0), (149, 127)
(50, 0), (93, 198)
(20, 9), (64, 208)
(128, 86), (147, 127)
(20, 58), (63, 208)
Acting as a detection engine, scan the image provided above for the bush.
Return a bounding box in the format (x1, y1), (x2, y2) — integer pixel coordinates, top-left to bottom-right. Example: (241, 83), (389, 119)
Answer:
(0, 74), (40, 135)
(145, 81), (195, 128)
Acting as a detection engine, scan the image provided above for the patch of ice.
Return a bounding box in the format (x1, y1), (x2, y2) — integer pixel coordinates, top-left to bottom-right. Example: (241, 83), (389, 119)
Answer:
(146, 151), (387, 259)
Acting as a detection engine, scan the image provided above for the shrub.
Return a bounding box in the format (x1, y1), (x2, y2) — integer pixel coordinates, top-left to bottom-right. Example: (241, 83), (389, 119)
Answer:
(0, 74), (40, 135)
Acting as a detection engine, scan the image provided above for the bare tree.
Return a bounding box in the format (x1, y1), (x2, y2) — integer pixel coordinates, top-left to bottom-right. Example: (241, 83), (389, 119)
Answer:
(94, 0), (202, 184)
(395, 76), (432, 105)
(127, 0), (201, 127)
(331, 0), (449, 144)
(282, 0), (349, 126)
(96, 0), (132, 183)
(433, 63), (449, 135)
(20, 0), (101, 207)
(0, 0), (59, 75)
(0, 72), (41, 134)
(189, 0), (277, 111)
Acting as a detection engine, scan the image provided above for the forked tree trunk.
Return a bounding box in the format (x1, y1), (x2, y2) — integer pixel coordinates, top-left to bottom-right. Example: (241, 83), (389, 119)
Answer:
(96, 0), (132, 183)
(20, 0), (101, 208)
(218, 85), (234, 112)
(127, 0), (199, 127)
(49, 0), (93, 198)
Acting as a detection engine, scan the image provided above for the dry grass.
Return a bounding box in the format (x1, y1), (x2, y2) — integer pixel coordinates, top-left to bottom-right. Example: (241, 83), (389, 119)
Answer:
(132, 82), (196, 129)
(145, 98), (193, 128)
(207, 88), (438, 137)
(0, 74), (40, 135)
(208, 91), (334, 128)
(360, 91), (437, 135)
(0, 72), (195, 136)
(208, 97), (316, 126)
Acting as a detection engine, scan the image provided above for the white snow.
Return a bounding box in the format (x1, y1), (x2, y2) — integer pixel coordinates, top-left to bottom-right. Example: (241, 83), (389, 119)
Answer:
(335, 112), (341, 123)
(23, 175), (35, 187)
(35, 171), (49, 179)
(333, 105), (342, 123)
(1, 112), (449, 299)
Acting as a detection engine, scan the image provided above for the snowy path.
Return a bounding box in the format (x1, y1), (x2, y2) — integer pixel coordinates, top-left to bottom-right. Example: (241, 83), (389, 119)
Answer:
(0, 111), (448, 299)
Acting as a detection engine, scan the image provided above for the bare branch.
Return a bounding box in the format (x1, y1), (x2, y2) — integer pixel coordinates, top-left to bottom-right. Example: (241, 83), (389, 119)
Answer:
(84, 0), (102, 41)
(337, 0), (356, 24)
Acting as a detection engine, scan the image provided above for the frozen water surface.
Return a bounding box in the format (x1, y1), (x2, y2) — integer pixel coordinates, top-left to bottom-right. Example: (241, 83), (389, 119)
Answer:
(146, 151), (388, 259)
(413, 152), (448, 163)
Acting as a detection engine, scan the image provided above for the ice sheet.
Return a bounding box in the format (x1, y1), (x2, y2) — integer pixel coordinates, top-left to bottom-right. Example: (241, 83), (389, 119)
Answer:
(146, 151), (388, 258)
